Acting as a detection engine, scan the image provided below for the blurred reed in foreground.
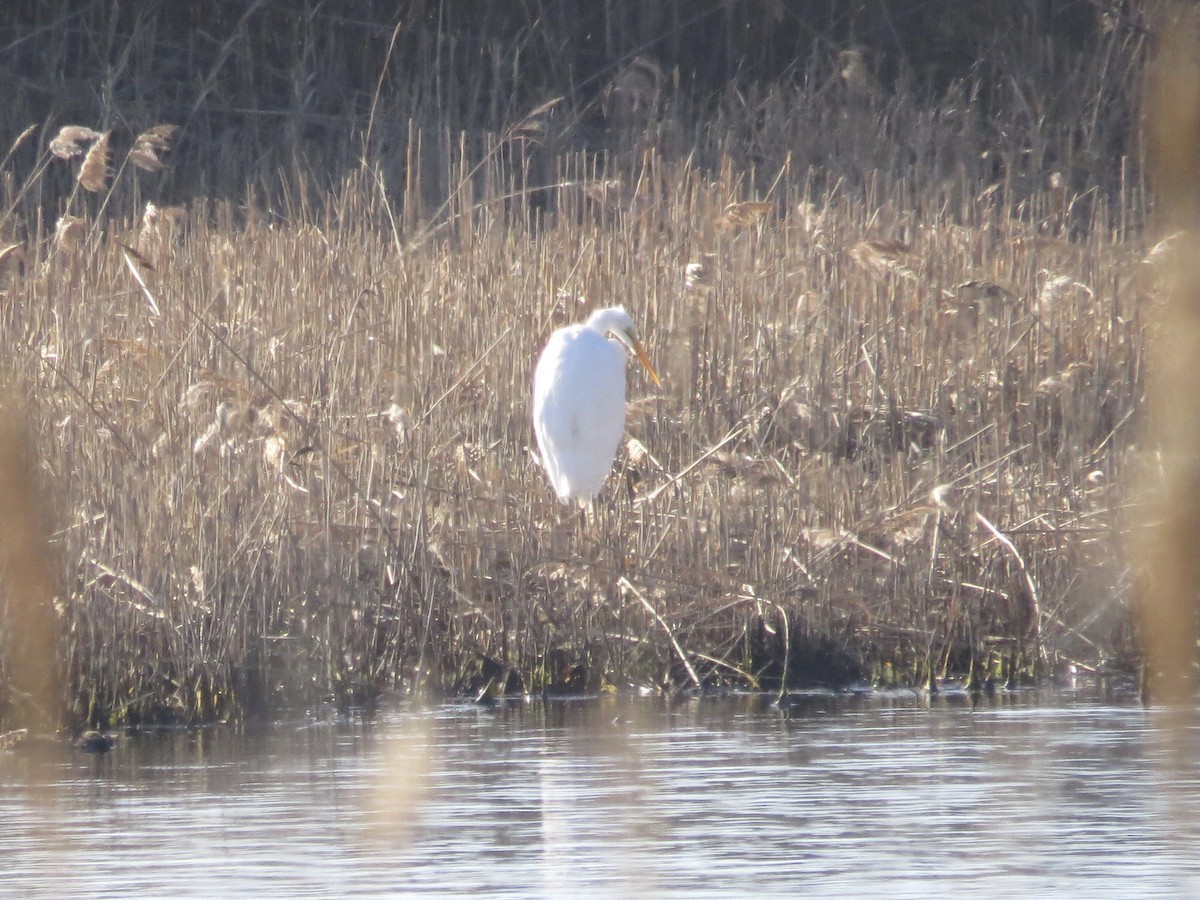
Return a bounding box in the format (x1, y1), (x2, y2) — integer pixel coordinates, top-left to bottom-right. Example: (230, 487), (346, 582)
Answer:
(0, 393), (63, 732)
(1140, 2), (1200, 713)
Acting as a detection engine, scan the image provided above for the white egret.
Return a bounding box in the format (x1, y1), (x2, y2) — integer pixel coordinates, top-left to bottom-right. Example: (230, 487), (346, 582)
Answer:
(532, 306), (660, 502)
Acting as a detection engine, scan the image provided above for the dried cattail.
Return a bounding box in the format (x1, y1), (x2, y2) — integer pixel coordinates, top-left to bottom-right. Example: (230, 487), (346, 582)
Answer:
(127, 147), (161, 172)
(48, 125), (102, 159)
(138, 202), (188, 262)
(718, 201), (773, 228)
(137, 123), (179, 150)
(54, 214), (87, 251)
(77, 131), (110, 192)
(180, 382), (215, 413)
(128, 123), (179, 172)
(9, 123), (37, 154)
(850, 238), (916, 280)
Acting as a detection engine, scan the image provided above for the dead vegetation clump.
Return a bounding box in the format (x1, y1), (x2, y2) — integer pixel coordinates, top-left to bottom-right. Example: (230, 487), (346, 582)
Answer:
(0, 15), (1155, 727)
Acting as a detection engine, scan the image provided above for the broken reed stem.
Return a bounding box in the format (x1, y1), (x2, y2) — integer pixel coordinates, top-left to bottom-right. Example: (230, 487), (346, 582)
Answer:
(619, 576), (701, 689)
(768, 600), (791, 703)
(975, 510), (1043, 662)
(121, 251), (162, 317)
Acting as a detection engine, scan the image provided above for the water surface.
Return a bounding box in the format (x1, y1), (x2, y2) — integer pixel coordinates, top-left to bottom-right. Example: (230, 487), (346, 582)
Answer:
(3, 690), (1199, 897)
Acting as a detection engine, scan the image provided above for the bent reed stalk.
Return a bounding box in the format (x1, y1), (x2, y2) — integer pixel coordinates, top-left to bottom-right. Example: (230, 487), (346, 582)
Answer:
(0, 20), (1152, 728)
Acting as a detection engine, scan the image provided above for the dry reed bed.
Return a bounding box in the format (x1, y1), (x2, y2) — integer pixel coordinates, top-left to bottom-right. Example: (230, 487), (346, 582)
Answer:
(0, 42), (1150, 725)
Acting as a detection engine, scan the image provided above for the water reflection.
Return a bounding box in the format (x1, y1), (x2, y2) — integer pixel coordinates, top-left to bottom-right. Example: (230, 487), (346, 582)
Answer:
(3, 691), (1200, 896)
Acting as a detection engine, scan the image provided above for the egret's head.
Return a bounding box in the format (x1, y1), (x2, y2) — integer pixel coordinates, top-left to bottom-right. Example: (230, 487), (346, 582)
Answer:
(588, 306), (661, 386)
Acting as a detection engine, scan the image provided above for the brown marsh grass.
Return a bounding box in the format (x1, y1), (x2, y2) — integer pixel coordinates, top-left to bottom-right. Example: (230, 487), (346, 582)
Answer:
(0, 10), (1156, 727)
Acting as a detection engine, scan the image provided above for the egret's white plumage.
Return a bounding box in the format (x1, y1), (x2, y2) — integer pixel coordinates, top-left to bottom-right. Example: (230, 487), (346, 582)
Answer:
(532, 306), (660, 502)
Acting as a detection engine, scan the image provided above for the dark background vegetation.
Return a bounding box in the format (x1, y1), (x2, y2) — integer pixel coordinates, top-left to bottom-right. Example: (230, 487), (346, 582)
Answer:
(0, 1), (1139, 209)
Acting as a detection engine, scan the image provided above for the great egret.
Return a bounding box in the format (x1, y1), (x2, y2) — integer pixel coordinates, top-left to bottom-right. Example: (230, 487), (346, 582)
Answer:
(532, 306), (660, 502)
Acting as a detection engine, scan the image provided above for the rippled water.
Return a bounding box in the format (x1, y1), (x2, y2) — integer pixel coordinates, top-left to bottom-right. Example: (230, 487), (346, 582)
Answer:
(4, 690), (1200, 897)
